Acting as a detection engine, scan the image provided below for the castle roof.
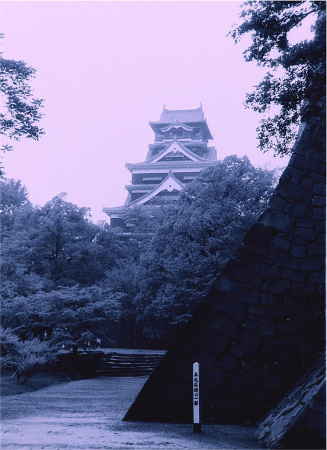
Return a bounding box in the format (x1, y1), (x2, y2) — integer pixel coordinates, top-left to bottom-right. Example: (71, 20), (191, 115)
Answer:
(149, 105), (213, 140)
(159, 106), (204, 123)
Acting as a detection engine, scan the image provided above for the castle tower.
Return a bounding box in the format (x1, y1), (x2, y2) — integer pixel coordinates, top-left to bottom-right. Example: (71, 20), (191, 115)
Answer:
(104, 106), (217, 228)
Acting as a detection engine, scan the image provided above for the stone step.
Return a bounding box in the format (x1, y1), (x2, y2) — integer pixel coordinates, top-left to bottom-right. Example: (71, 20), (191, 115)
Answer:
(107, 355), (162, 361)
(105, 361), (159, 366)
(99, 351), (164, 377)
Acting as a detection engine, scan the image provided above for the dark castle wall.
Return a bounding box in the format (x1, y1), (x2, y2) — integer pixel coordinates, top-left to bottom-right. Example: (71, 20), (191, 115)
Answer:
(124, 116), (325, 424)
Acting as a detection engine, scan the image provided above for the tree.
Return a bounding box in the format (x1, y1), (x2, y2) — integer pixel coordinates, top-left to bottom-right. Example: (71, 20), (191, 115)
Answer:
(1, 286), (122, 350)
(136, 156), (277, 347)
(20, 194), (105, 285)
(0, 35), (44, 172)
(104, 261), (143, 348)
(0, 178), (31, 240)
(230, 1), (326, 155)
(1, 327), (57, 384)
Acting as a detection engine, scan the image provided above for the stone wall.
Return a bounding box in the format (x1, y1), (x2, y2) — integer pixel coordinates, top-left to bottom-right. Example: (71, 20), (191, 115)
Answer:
(124, 115), (325, 425)
(257, 353), (326, 449)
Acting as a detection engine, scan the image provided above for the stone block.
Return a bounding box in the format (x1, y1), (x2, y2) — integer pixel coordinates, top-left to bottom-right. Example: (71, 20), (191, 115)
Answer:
(193, 302), (218, 325)
(193, 351), (217, 369)
(211, 315), (227, 331)
(248, 305), (267, 317)
(260, 293), (278, 307)
(273, 235), (291, 250)
(291, 203), (313, 218)
(295, 218), (315, 229)
(214, 294), (247, 321)
(277, 181), (312, 204)
(176, 340), (195, 358)
(279, 167), (302, 185)
(198, 330), (227, 355)
(293, 155), (324, 174)
(291, 281), (317, 294)
(203, 369), (225, 386)
(257, 374), (281, 391)
(309, 173), (325, 182)
(312, 195), (325, 207)
(291, 237), (311, 245)
(256, 254), (275, 264)
(308, 244), (325, 255)
(164, 382), (189, 404)
(228, 342), (246, 358)
(260, 342), (279, 360)
(242, 319), (258, 332)
(313, 207), (325, 220)
(232, 370), (256, 387)
(217, 354), (239, 370)
(259, 264), (282, 279)
(293, 227), (316, 241)
(283, 268), (307, 283)
(316, 221), (326, 232)
(259, 318), (276, 336)
(300, 259), (322, 271)
(269, 195), (291, 212)
(313, 182), (326, 196)
(276, 253), (300, 270)
(269, 280), (289, 294)
(221, 320), (240, 339)
(215, 274), (238, 293)
(284, 295), (297, 306)
(290, 246), (306, 258)
(309, 270), (325, 284)
(239, 330), (261, 347)
(269, 305), (286, 320)
(299, 176), (315, 190)
(239, 289), (259, 304)
(261, 210), (293, 234)
(225, 259), (261, 287)
(244, 224), (279, 260)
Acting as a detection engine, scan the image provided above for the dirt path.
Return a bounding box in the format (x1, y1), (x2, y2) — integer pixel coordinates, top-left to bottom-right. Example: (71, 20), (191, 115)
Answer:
(1, 376), (260, 449)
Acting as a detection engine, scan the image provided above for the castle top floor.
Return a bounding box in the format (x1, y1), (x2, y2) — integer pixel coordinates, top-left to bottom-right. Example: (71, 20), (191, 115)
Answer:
(149, 105), (213, 144)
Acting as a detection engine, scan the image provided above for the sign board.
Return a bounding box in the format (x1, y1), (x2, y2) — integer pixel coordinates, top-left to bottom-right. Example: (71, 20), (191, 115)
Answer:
(193, 362), (201, 433)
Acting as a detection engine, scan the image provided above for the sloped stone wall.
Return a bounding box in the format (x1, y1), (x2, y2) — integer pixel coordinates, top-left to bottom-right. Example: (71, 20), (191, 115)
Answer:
(257, 353), (325, 449)
(124, 116), (325, 424)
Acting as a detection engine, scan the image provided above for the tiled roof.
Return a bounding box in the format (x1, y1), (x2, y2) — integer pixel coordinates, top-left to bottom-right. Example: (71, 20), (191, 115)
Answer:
(158, 106), (204, 123)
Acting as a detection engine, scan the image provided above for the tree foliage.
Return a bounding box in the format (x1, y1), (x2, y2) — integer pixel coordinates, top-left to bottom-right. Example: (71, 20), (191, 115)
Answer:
(0, 177), (30, 240)
(0, 35), (44, 163)
(1, 327), (57, 384)
(230, 1), (326, 155)
(1, 158), (277, 355)
(134, 156), (277, 346)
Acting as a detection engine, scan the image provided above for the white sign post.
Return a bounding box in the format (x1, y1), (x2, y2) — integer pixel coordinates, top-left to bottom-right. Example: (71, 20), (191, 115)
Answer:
(193, 362), (201, 433)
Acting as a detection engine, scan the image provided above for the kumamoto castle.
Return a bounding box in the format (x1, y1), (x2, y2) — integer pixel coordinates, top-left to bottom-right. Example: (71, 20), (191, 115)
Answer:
(101, 106), (325, 448)
(104, 106), (217, 228)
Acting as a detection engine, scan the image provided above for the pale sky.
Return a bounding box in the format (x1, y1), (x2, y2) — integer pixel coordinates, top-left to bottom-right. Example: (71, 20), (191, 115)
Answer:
(1, 1), (292, 223)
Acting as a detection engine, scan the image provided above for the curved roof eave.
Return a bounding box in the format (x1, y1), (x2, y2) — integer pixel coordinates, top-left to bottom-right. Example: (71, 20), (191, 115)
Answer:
(149, 119), (213, 140)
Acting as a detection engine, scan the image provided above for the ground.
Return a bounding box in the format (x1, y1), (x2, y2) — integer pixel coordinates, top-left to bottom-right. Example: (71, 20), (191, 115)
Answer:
(1, 373), (260, 449)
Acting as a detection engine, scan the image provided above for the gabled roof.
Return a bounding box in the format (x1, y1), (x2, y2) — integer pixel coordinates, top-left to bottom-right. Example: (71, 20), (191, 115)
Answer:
(125, 171), (184, 208)
(149, 105), (213, 140)
(159, 106), (204, 123)
(146, 139), (205, 163)
(160, 123), (194, 132)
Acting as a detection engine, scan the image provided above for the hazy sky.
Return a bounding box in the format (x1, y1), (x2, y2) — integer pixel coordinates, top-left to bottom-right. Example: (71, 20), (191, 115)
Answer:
(1, 1), (292, 223)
